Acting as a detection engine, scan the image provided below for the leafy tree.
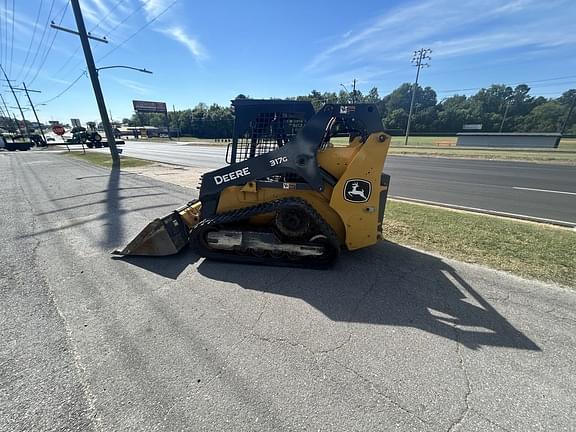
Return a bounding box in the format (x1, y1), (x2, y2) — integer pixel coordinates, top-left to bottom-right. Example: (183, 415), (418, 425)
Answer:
(126, 83), (575, 137)
(384, 108), (408, 130)
(520, 101), (565, 132)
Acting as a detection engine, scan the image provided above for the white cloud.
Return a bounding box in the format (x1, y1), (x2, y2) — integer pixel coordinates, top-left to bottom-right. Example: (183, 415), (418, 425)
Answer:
(47, 77), (73, 85)
(88, 0), (110, 15)
(160, 26), (207, 60)
(140, 0), (173, 21)
(113, 78), (150, 94)
(306, 0), (574, 73)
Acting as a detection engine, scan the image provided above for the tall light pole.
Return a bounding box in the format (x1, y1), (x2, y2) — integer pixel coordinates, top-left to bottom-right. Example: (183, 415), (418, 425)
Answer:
(405, 48), (431, 146)
(499, 99), (512, 133)
(339, 79), (357, 103)
(559, 92), (576, 135)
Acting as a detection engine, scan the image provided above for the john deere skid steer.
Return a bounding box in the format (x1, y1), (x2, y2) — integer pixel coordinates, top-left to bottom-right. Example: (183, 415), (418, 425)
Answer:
(114, 99), (391, 268)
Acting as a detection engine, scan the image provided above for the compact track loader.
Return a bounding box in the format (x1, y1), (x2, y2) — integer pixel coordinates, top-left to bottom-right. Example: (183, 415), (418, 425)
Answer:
(114, 100), (391, 268)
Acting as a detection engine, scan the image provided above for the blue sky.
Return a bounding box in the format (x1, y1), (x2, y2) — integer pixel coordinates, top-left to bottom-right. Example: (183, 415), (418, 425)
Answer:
(5, 0), (576, 123)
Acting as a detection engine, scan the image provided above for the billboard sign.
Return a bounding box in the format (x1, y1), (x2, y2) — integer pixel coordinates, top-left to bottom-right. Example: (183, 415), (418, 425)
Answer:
(133, 100), (167, 113)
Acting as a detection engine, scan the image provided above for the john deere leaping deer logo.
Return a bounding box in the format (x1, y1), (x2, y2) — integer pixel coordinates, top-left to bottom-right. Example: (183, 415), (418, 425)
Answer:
(344, 179), (371, 203)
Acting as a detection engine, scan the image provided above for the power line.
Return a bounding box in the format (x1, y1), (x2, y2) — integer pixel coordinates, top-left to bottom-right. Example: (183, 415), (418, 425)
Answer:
(41, 70), (86, 104)
(68, 0), (160, 71)
(8, 0), (14, 75)
(103, 0), (146, 38)
(4, 0), (7, 68)
(42, 0), (176, 99)
(98, 0), (178, 62)
(15, 0), (43, 81)
(437, 75), (576, 93)
(0, 0), (4, 69)
(22, 0), (56, 84)
(27, 1), (70, 86)
(91, 0), (128, 34)
(54, 0), (142, 77)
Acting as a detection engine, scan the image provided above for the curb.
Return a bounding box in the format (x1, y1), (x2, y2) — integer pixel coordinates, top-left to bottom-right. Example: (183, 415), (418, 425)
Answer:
(390, 196), (576, 230)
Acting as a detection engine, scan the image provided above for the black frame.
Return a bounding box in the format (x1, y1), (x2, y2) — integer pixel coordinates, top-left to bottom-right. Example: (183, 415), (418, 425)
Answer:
(200, 101), (384, 218)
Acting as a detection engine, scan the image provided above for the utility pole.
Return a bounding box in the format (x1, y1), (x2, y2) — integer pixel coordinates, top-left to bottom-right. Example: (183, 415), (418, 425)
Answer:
(12, 113), (21, 133)
(1, 64), (31, 138)
(173, 104), (180, 138)
(17, 83), (47, 144)
(405, 48), (431, 146)
(52, 0), (120, 167)
(499, 100), (511, 133)
(0, 93), (18, 133)
(559, 92), (576, 135)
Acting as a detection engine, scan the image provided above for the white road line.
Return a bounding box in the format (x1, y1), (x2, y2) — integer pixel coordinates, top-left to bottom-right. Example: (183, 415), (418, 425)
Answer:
(390, 196), (576, 228)
(512, 186), (576, 196)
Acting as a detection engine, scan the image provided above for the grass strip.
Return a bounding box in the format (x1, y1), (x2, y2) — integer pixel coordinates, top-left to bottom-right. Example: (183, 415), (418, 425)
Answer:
(383, 200), (576, 287)
(387, 147), (576, 164)
(65, 151), (152, 168)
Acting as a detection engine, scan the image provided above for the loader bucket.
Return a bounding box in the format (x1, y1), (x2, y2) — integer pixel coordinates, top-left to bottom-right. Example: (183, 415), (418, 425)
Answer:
(112, 212), (190, 256)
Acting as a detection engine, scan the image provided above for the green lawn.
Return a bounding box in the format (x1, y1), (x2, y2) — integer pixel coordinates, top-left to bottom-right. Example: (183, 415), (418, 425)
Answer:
(66, 151), (152, 168)
(387, 147), (576, 163)
(329, 135), (576, 163)
(383, 200), (576, 287)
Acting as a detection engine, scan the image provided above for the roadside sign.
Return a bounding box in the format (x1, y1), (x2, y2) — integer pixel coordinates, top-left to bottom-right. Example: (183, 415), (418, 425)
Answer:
(70, 118), (81, 128)
(52, 125), (65, 136)
(463, 124), (482, 131)
(133, 100), (167, 113)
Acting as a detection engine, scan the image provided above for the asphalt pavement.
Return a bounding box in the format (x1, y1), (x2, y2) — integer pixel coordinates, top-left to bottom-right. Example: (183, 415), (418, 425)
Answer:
(96, 141), (576, 226)
(1, 151), (575, 431)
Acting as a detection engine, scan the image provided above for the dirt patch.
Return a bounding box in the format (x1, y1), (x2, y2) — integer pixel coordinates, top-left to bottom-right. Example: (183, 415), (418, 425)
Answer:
(122, 162), (206, 189)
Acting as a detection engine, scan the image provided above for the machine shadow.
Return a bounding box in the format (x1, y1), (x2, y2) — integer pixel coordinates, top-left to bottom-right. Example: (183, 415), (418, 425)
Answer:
(197, 241), (540, 351)
(113, 249), (201, 280)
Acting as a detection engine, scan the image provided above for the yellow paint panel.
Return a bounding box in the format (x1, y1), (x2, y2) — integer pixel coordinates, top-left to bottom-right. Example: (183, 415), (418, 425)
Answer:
(329, 133), (391, 250)
(215, 132), (390, 250)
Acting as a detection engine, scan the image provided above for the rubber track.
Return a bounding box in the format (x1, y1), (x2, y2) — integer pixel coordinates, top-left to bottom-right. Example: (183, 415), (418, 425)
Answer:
(189, 198), (340, 268)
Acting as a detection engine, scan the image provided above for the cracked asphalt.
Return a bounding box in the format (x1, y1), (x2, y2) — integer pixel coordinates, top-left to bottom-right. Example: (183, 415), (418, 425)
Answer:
(1, 152), (575, 431)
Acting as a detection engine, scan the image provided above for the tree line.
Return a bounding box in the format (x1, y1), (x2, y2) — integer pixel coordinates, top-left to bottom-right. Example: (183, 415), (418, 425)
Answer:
(3, 82), (571, 138)
(126, 83), (575, 138)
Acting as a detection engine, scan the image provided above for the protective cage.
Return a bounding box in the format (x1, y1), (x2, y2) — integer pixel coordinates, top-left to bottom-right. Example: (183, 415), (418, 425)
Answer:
(227, 99), (315, 164)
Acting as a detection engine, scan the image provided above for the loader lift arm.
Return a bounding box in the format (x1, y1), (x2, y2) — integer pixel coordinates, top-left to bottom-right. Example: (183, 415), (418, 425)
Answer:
(199, 103), (384, 218)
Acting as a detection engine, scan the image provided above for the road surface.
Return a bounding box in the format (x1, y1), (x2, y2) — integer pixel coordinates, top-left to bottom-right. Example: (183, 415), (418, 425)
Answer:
(2, 151), (575, 431)
(96, 142), (576, 226)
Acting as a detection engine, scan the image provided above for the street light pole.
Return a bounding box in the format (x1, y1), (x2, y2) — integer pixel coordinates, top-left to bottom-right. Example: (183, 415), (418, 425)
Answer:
(96, 65), (152, 74)
(405, 48), (431, 146)
(69, 0), (120, 167)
